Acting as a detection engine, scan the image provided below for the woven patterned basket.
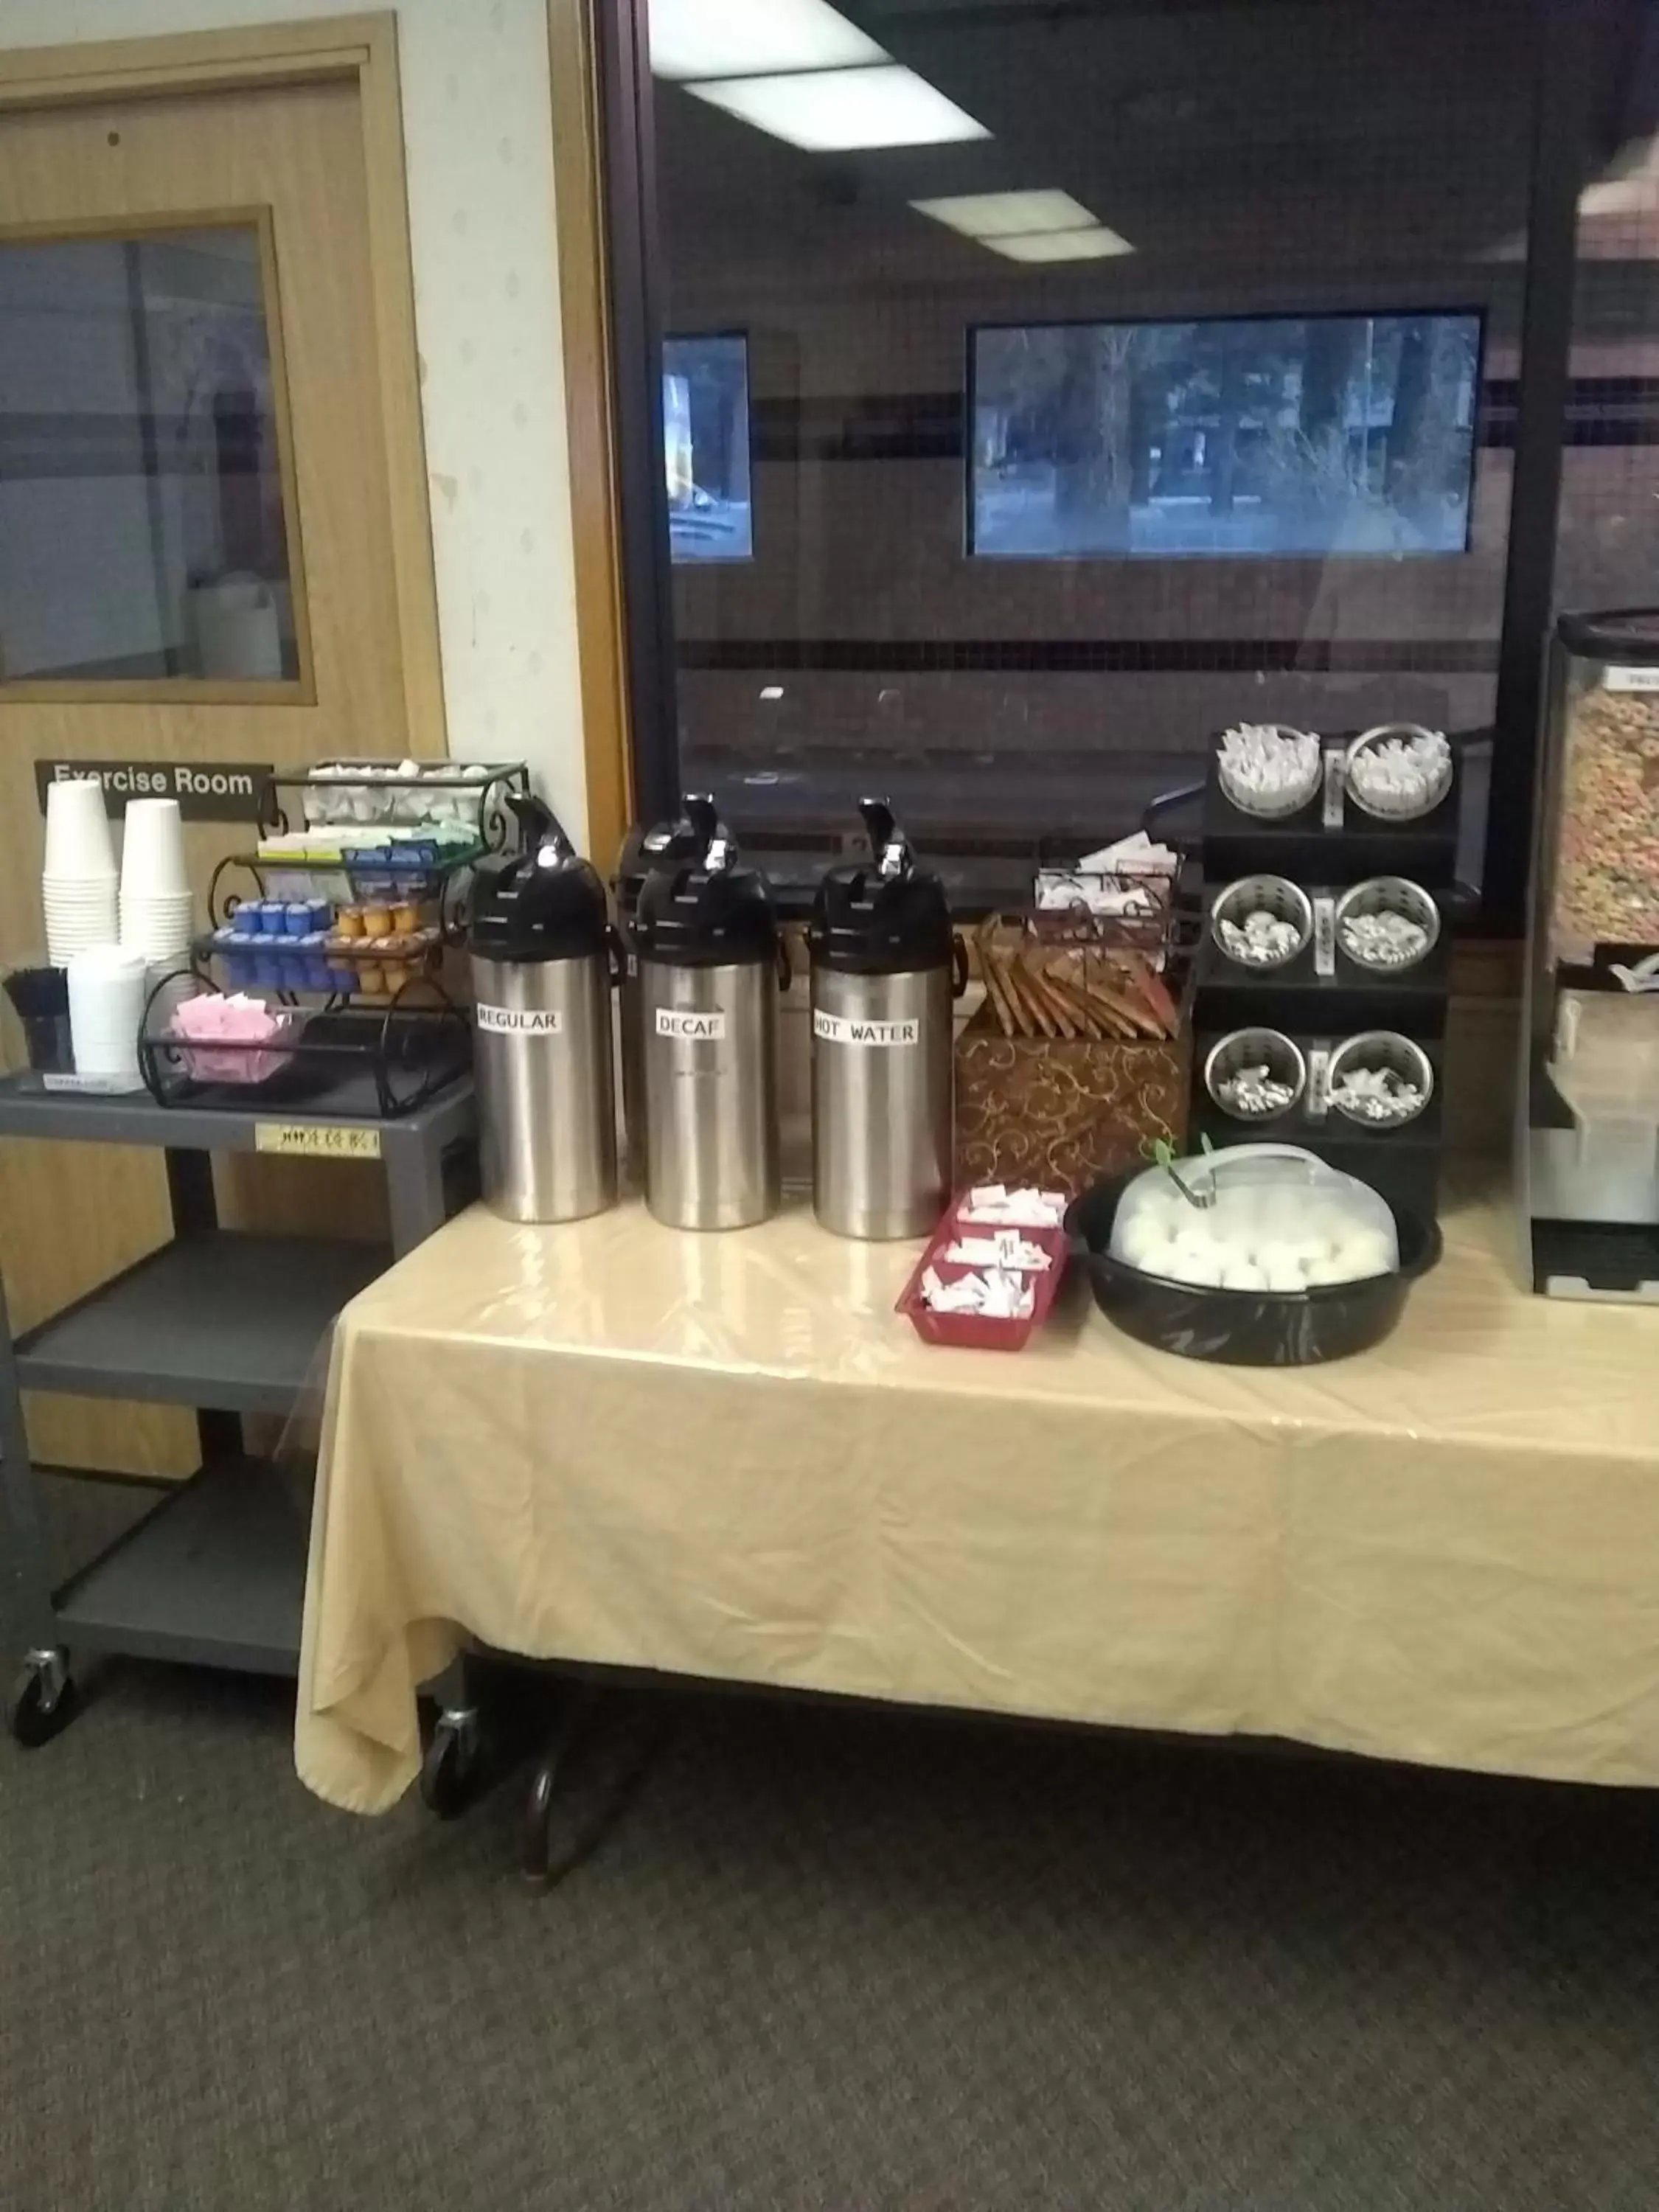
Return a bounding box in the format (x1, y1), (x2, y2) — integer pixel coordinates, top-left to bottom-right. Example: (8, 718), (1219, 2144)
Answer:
(954, 1010), (1191, 1201)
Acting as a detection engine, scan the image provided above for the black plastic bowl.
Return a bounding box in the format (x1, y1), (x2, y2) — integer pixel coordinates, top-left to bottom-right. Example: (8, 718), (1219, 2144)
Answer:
(1065, 1175), (1443, 1366)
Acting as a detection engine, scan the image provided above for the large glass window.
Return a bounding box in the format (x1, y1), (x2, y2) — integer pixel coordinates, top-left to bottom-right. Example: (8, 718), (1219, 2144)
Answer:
(1555, 49), (1659, 616)
(629, 0), (1545, 879)
(970, 313), (1484, 560)
(0, 221), (302, 687)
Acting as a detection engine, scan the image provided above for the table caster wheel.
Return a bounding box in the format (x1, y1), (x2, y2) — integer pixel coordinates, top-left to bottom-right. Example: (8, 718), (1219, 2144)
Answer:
(420, 1706), (481, 1819)
(7, 1651), (77, 1749)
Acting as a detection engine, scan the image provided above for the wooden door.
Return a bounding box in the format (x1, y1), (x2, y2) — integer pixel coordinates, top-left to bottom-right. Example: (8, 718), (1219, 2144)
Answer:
(0, 26), (442, 1475)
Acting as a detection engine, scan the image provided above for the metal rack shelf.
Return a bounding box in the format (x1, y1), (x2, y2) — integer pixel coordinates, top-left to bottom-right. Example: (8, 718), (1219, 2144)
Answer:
(0, 1065), (477, 1745)
(206, 846), (481, 933)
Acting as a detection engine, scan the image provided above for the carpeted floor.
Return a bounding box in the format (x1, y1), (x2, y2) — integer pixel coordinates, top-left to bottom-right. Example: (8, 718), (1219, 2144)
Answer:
(4, 1473), (1659, 2212)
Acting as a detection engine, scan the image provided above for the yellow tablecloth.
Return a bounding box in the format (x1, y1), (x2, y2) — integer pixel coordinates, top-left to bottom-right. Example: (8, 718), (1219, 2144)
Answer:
(297, 1185), (1659, 1813)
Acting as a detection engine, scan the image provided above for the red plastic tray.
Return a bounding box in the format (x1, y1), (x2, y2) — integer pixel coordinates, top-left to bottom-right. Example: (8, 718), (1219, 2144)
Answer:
(896, 1194), (1069, 1351)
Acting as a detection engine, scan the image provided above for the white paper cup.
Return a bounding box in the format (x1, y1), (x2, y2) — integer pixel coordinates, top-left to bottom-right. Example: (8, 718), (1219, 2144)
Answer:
(43, 779), (116, 878)
(45, 872), (118, 968)
(120, 892), (194, 939)
(44, 870), (117, 894)
(46, 891), (118, 917)
(119, 798), (189, 900)
(68, 945), (149, 1079)
(119, 896), (194, 925)
(46, 904), (119, 930)
(46, 889), (118, 916)
(49, 928), (118, 968)
(121, 931), (195, 962)
(46, 900), (119, 925)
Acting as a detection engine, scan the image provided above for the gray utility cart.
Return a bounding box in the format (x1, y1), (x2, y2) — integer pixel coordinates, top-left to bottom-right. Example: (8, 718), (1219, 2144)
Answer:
(0, 1069), (475, 1745)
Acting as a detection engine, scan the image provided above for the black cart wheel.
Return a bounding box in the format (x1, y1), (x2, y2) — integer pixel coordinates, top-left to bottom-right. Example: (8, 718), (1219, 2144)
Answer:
(7, 1654), (78, 1749)
(419, 1708), (481, 1819)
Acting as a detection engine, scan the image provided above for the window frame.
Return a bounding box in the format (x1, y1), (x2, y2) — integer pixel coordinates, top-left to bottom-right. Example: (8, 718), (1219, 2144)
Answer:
(594, 0), (1598, 932)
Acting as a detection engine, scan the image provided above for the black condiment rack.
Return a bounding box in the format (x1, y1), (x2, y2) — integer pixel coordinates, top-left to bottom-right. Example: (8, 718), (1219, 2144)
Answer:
(1189, 731), (1458, 1225)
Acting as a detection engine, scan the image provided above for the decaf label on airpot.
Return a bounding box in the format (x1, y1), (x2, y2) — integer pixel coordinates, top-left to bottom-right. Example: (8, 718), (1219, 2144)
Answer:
(813, 1010), (920, 1048)
(655, 1007), (726, 1042)
(477, 1004), (562, 1035)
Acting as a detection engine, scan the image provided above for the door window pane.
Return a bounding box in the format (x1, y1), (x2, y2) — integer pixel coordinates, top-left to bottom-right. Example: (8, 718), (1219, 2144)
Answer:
(0, 223), (302, 684)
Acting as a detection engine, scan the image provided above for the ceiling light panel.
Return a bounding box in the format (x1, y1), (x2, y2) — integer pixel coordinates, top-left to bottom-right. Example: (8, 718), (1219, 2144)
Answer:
(911, 190), (1098, 240)
(686, 64), (990, 152)
(650, 0), (887, 81)
(986, 225), (1135, 262)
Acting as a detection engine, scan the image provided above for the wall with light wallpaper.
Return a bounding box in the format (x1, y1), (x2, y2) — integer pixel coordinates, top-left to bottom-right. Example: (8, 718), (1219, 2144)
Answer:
(1, 0), (591, 837)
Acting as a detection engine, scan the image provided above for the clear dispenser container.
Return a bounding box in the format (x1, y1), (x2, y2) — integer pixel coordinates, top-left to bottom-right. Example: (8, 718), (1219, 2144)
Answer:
(1522, 609), (1659, 1296)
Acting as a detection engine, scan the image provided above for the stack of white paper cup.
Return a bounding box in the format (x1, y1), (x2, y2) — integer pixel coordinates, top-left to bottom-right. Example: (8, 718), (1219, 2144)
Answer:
(119, 798), (194, 963)
(42, 778), (118, 968)
(67, 945), (150, 1081)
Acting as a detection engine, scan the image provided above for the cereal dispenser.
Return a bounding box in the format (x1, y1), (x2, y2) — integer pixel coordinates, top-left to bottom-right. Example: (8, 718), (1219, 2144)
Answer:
(1522, 609), (1659, 1296)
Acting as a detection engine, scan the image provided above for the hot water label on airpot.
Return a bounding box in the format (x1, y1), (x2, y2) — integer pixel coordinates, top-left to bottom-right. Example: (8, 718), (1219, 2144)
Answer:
(655, 1007), (726, 1042)
(813, 1010), (921, 1047)
(478, 1004), (563, 1035)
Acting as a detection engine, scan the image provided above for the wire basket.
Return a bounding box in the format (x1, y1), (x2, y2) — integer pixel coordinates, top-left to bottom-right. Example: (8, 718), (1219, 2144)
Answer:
(138, 966), (471, 1118)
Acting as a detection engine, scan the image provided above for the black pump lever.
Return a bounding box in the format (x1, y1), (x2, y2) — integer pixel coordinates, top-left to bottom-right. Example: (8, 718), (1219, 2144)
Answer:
(858, 796), (909, 878)
(506, 788), (574, 863)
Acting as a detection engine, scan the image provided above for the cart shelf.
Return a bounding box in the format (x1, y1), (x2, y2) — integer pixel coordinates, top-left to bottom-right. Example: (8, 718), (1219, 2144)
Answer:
(54, 1456), (307, 1677)
(0, 1064), (476, 1740)
(15, 1233), (386, 1413)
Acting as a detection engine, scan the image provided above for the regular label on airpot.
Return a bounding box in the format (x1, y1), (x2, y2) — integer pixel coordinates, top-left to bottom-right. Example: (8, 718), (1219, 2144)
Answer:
(477, 1004), (563, 1035)
(655, 1007), (726, 1042)
(813, 1010), (920, 1047)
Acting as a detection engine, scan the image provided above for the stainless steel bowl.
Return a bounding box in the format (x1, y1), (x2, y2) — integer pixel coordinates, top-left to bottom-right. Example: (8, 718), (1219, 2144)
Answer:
(1217, 723), (1323, 819)
(1326, 1031), (1434, 1127)
(1344, 723), (1453, 822)
(1333, 877), (1441, 972)
(1203, 1028), (1308, 1122)
(1208, 875), (1314, 971)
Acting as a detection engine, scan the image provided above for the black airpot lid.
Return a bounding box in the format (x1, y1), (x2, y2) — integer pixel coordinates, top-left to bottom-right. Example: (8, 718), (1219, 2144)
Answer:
(469, 793), (609, 963)
(634, 795), (776, 967)
(615, 810), (709, 917)
(810, 799), (953, 974)
(1557, 608), (1659, 663)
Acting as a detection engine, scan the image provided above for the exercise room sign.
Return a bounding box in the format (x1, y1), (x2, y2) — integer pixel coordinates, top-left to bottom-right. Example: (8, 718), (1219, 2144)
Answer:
(34, 759), (272, 822)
